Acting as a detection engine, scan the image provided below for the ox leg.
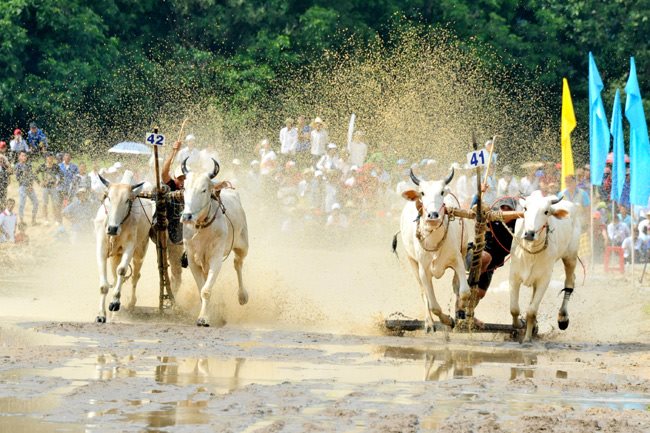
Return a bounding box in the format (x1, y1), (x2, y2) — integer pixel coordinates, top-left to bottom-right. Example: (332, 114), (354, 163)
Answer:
(96, 238), (110, 323)
(418, 265), (453, 327)
(509, 275), (523, 330)
(452, 255), (472, 315)
(558, 257), (577, 331)
(524, 278), (551, 342)
(408, 257), (434, 332)
(109, 247), (135, 313)
(127, 244), (146, 310)
(233, 248), (248, 306)
(196, 252), (225, 327)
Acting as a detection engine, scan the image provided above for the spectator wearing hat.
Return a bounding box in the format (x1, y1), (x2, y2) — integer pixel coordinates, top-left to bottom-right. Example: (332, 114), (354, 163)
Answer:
(175, 134), (200, 168)
(279, 118), (298, 157)
(37, 152), (64, 224)
(310, 117), (328, 166)
(0, 141), (10, 208)
(0, 198), (17, 243)
(317, 143), (344, 172)
(26, 122), (47, 154)
(58, 153), (79, 205)
(348, 131), (368, 168)
(9, 129), (27, 162)
(14, 151), (39, 225)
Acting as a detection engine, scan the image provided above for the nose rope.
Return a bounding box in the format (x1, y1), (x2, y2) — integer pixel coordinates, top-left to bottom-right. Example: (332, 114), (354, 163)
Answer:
(504, 222), (549, 255)
(415, 204), (450, 252)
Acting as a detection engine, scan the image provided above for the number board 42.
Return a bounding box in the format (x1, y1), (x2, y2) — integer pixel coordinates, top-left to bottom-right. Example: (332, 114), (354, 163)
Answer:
(466, 149), (488, 168)
(146, 133), (165, 146)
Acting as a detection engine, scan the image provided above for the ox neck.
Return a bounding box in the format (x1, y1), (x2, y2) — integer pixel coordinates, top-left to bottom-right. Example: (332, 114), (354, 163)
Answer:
(518, 224), (550, 254)
(416, 214), (449, 252)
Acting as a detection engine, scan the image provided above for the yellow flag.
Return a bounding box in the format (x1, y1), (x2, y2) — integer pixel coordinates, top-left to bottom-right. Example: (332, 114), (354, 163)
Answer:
(561, 78), (576, 190)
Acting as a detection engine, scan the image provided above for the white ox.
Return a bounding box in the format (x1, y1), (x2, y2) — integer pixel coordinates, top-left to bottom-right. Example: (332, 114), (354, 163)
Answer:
(509, 191), (580, 342)
(94, 171), (153, 323)
(180, 158), (249, 327)
(399, 168), (472, 329)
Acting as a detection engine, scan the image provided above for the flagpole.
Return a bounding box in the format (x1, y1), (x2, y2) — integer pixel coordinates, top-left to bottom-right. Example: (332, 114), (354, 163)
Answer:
(590, 184), (594, 271)
(631, 208), (636, 287)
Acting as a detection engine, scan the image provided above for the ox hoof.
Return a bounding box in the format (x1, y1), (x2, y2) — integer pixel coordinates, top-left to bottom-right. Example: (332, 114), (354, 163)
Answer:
(558, 319), (569, 331)
(238, 291), (249, 306)
(96, 316), (106, 324)
(108, 301), (121, 312)
(196, 318), (210, 327)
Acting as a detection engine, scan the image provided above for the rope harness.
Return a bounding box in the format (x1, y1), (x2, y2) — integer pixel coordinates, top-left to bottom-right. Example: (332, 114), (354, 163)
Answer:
(190, 186), (236, 263)
(415, 202), (450, 252)
(102, 192), (139, 259)
(503, 222), (550, 255)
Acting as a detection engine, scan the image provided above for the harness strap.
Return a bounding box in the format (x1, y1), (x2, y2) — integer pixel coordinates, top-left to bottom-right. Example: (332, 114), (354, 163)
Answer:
(416, 208), (450, 252)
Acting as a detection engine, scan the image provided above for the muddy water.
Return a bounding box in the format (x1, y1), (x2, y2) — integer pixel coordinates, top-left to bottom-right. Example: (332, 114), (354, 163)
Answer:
(1, 323), (650, 433)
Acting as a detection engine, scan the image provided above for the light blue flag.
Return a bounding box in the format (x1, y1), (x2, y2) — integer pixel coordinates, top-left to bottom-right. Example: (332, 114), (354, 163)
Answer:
(610, 89), (625, 202)
(624, 57), (650, 207)
(589, 52), (610, 186)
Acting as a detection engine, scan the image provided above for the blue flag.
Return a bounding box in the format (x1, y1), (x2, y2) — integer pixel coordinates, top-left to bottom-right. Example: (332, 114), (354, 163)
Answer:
(589, 52), (610, 186)
(610, 89), (625, 202)
(624, 57), (650, 207)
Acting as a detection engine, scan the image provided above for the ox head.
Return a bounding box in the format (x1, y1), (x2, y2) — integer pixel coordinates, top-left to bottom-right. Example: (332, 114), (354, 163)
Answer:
(518, 193), (569, 241)
(401, 168), (454, 223)
(99, 175), (145, 236)
(180, 157), (220, 223)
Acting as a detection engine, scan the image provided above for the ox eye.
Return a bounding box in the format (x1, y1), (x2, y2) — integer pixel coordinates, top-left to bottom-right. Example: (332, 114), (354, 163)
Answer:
(524, 207), (527, 211)
(440, 191), (444, 196)
(421, 192), (425, 196)
(544, 210), (549, 215)
(202, 189), (207, 193)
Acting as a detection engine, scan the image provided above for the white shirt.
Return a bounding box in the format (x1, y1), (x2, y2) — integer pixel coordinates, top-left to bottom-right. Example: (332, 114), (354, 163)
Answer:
(260, 149), (277, 175)
(10, 138), (28, 153)
(497, 176), (519, 197)
(520, 176), (539, 196)
(348, 141), (367, 167)
(316, 153), (343, 172)
(310, 129), (329, 156)
(279, 127), (298, 155)
(0, 209), (17, 243)
(607, 222), (630, 245)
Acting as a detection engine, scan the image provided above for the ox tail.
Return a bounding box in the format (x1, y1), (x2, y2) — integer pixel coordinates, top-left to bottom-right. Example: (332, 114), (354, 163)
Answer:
(391, 231), (400, 259)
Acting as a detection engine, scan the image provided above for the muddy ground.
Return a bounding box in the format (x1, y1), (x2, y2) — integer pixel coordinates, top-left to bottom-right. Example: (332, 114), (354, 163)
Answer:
(1, 208), (650, 432)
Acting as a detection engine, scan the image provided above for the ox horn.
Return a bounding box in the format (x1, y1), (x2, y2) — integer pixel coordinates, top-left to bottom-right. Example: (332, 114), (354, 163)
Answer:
(181, 157), (189, 176)
(209, 158), (220, 180)
(409, 168), (420, 186)
(131, 182), (145, 191)
(550, 195), (563, 205)
(98, 174), (110, 188)
(444, 167), (455, 186)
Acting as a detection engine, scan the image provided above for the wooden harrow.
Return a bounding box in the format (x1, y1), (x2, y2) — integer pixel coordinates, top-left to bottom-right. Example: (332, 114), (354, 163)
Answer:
(385, 135), (536, 339)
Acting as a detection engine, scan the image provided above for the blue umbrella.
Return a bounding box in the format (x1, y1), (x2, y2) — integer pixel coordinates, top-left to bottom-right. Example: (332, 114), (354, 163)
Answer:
(109, 141), (151, 155)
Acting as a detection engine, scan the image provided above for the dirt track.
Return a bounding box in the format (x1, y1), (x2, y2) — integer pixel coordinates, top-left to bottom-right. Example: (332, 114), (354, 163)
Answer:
(1, 212), (650, 432)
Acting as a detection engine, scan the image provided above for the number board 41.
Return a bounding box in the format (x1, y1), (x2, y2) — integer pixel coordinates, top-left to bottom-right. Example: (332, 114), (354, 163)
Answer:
(466, 149), (488, 168)
(146, 133), (165, 146)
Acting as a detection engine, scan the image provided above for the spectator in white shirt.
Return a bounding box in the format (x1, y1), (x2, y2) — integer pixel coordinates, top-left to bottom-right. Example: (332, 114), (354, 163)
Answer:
(519, 163), (541, 196)
(347, 130), (368, 167)
(497, 165), (519, 197)
(310, 117), (328, 166)
(607, 214), (630, 246)
(317, 143), (344, 172)
(0, 198), (17, 243)
(279, 118), (298, 157)
(258, 139), (277, 175)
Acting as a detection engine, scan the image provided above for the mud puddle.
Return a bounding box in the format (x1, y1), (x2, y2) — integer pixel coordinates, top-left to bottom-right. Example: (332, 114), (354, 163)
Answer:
(2, 325), (650, 432)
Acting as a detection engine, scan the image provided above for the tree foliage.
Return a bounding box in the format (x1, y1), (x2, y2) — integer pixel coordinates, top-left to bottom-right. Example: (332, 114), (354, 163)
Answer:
(0, 0), (647, 149)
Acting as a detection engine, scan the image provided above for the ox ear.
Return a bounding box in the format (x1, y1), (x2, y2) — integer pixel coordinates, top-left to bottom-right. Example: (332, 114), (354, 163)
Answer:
(402, 189), (422, 201)
(551, 207), (569, 219)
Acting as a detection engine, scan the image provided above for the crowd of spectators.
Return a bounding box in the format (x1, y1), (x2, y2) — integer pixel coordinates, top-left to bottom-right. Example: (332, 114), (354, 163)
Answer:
(0, 122), (96, 245)
(1, 116), (649, 266)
